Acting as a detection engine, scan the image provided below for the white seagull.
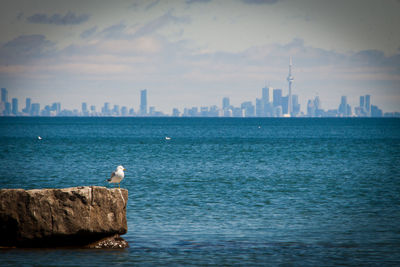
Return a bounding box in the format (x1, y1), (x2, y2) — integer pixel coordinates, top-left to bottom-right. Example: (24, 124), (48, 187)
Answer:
(106, 165), (126, 188)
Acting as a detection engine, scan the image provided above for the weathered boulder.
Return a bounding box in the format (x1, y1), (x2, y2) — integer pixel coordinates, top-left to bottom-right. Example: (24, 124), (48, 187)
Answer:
(0, 186), (128, 248)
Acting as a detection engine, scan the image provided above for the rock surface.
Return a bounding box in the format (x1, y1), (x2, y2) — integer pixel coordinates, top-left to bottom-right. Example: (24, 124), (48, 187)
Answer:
(86, 234), (129, 249)
(0, 186), (128, 248)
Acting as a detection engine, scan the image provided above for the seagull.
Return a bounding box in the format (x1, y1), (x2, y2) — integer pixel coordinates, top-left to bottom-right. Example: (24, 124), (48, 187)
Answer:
(165, 136), (171, 140)
(106, 165), (126, 188)
(38, 136), (42, 140)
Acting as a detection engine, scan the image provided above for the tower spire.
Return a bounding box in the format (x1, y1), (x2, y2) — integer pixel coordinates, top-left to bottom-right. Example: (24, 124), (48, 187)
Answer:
(287, 56), (294, 116)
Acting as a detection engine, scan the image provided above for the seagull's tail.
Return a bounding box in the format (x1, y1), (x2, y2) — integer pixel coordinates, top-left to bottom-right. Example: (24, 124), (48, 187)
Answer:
(105, 178), (111, 182)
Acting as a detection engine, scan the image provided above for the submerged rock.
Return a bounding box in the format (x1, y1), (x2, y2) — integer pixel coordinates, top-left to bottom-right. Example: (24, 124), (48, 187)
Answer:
(0, 186), (128, 248)
(86, 234), (129, 249)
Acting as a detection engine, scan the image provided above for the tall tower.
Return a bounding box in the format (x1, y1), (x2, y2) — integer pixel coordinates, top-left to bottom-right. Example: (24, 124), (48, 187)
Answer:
(222, 97), (230, 110)
(140, 89), (147, 115)
(1, 88), (8, 103)
(286, 57), (294, 116)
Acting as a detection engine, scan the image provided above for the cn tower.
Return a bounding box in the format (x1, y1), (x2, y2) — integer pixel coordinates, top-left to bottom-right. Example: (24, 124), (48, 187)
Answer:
(287, 56), (294, 116)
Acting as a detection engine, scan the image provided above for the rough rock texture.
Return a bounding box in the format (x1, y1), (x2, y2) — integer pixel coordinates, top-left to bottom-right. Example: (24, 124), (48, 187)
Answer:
(0, 186), (128, 248)
(86, 234), (129, 249)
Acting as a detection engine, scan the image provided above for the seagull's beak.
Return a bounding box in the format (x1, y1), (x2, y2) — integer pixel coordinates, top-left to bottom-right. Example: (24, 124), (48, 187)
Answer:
(123, 168), (127, 171)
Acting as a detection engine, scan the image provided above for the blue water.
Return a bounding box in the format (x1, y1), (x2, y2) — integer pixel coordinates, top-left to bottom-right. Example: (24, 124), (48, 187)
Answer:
(1, 117), (400, 266)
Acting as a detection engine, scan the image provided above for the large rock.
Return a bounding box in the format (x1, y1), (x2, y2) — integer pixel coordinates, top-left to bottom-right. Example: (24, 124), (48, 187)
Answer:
(0, 186), (128, 248)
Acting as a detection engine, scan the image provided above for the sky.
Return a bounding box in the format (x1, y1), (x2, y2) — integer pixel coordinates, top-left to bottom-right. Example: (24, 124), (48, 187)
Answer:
(0, 0), (399, 113)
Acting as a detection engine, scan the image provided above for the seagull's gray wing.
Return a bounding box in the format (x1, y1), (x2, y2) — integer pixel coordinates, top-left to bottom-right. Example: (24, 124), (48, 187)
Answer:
(110, 171), (115, 178)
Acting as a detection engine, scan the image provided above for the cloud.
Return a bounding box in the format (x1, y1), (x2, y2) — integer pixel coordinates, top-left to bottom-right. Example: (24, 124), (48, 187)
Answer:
(133, 11), (191, 38)
(80, 26), (98, 39)
(0, 34), (55, 64)
(241, 0), (278, 4)
(100, 23), (127, 39)
(145, 0), (160, 11)
(186, 0), (212, 4)
(26, 12), (89, 25)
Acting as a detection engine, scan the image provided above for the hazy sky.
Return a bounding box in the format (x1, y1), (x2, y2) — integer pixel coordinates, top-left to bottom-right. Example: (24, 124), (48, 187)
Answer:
(0, 0), (399, 113)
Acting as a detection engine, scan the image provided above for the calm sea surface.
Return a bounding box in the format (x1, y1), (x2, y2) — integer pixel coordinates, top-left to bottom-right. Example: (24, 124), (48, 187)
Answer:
(1, 117), (399, 266)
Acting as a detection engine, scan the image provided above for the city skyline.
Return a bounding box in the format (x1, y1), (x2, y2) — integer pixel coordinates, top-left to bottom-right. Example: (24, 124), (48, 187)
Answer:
(1, 85), (394, 117)
(1, 56), (396, 117)
(0, 0), (399, 112)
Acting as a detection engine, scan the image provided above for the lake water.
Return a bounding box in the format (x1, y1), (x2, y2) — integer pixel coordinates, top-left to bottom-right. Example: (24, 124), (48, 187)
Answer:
(1, 117), (400, 266)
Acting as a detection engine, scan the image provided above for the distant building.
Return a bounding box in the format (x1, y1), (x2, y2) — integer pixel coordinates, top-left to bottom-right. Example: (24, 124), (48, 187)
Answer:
(292, 95), (300, 116)
(365, 95), (371, 116)
(113, 105), (120, 115)
(30, 103), (40, 116)
(82, 102), (88, 116)
(281, 95), (288, 114)
(172, 108), (180, 117)
(273, 89), (282, 108)
(188, 107), (198, 116)
(12, 98), (18, 115)
(360, 95), (365, 115)
(51, 102), (61, 115)
(307, 99), (315, 117)
(4, 102), (11, 115)
(129, 108), (135, 116)
(102, 102), (110, 115)
(232, 107), (244, 117)
(274, 105), (282, 117)
(149, 106), (155, 116)
(121, 106), (128, 116)
(262, 87), (270, 103)
(371, 105), (382, 117)
(241, 101), (255, 117)
(200, 106), (209, 117)
(255, 98), (262, 117)
(222, 97), (230, 110)
(261, 86), (273, 116)
(140, 89), (147, 115)
(338, 96), (351, 117)
(23, 98), (31, 114)
(1, 88), (7, 103)
(209, 105), (219, 117)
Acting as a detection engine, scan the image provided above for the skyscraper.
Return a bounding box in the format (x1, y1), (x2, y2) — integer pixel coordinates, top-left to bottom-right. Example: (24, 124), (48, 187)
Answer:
(140, 89), (147, 115)
(30, 103), (40, 116)
(1, 88), (7, 103)
(102, 102), (110, 115)
(261, 86), (272, 116)
(360, 96), (365, 111)
(262, 87), (270, 103)
(23, 98), (31, 114)
(172, 108), (180, 117)
(121, 106), (128, 116)
(255, 98), (262, 117)
(241, 101), (255, 117)
(222, 97), (230, 110)
(338, 96), (349, 117)
(4, 102), (11, 115)
(292, 94), (300, 116)
(113, 105), (120, 115)
(365, 95), (371, 116)
(286, 57), (294, 116)
(82, 102), (88, 115)
(273, 89), (282, 107)
(12, 98), (18, 115)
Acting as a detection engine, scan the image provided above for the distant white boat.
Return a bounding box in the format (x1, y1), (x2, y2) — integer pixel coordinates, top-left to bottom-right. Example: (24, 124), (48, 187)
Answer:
(37, 136), (42, 140)
(165, 136), (171, 140)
